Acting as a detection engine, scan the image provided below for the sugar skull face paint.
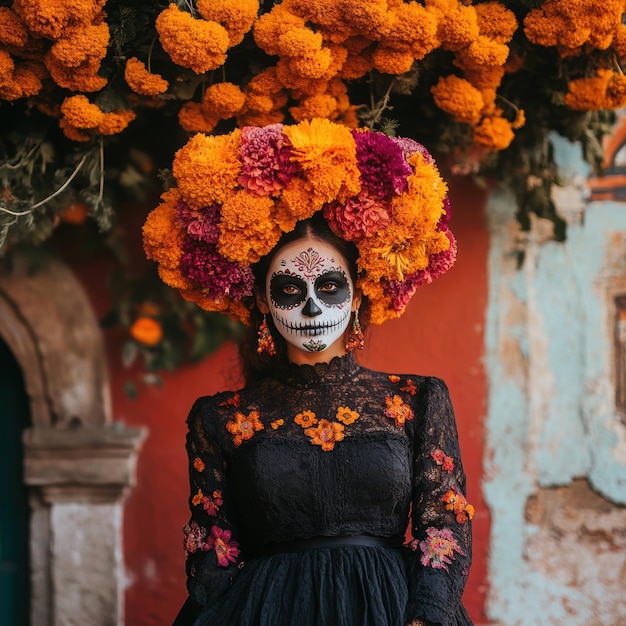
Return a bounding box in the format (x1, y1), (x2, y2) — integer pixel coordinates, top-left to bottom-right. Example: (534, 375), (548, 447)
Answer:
(266, 240), (354, 353)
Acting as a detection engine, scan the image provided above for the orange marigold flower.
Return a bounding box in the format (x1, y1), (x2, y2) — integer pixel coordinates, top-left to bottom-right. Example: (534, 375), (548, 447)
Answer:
(442, 489), (475, 523)
(58, 118), (91, 142)
(173, 131), (242, 207)
(60, 94), (104, 129)
(13, 0), (106, 39)
(339, 51), (374, 80)
(130, 316), (163, 346)
(289, 94), (338, 122)
(247, 67), (284, 94)
(336, 406), (359, 425)
(473, 115), (515, 151)
(294, 410), (318, 428)
(192, 489), (203, 506)
(605, 72), (626, 109)
(461, 36), (510, 68)
(475, 2), (518, 45)
(142, 197), (185, 269)
(253, 4), (306, 57)
(512, 108), (526, 130)
(304, 419), (345, 451)
(0, 49), (15, 86)
(61, 202), (89, 224)
(45, 55), (107, 92)
(226, 410), (264, 446)
(426, 0), (480, 51)
(124, 57), (168, 96)
(49, 21), (109, 68)
(202, 82), (246, 118)
(372, 47), (414, 75)
(178, 102), (220, 134)
(0, 7), (29, 48)
(385, 1), (438, 60)
(384, 395), (414, 427)
(196, 0), (259, 46)
(193, 457), (205, 472)
(431, 75), (484, 125)
(277, 26), (323, 58)
(156, 4), (229, 74)
(462, 66), (505, 91)
(98, 110), (136, 135)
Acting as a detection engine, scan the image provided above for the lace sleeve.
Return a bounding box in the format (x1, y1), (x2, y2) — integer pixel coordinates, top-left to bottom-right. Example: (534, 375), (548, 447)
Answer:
(405, 377), (473, 625)
(181, 397), (242, 608)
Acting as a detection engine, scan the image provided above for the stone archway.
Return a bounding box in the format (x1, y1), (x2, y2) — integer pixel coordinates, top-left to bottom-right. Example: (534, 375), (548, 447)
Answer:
(0, 254), (145, 626)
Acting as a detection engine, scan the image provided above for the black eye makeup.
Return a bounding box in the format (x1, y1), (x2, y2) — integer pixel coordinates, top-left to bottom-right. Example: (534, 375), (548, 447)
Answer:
(314, 271), (350, 305)
(270, 273), (307, 308)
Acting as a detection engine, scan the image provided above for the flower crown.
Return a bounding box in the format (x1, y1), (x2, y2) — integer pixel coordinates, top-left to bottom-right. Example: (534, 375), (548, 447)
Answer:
(143, 118), (456, 326)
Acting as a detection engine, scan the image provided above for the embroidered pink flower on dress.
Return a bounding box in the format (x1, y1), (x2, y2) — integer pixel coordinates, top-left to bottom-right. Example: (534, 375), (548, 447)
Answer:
(202, 490), (224, 516)
(207, 525), (240, 567)
(182, 521), (211, 555)
(419, 527), (465, 570)
(431, 449), (454, 473)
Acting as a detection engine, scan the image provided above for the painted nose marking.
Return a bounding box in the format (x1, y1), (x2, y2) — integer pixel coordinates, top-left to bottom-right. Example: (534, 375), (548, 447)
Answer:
(302, 297), (322, 317)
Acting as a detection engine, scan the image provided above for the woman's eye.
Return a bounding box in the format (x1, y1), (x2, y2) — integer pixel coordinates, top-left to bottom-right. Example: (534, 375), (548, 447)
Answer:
(318, 282), (338, 292)
(282, 284), (301, 295)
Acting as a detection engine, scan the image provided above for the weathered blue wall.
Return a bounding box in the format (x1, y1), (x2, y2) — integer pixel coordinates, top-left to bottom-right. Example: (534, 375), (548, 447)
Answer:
(484, 135), (626, 625)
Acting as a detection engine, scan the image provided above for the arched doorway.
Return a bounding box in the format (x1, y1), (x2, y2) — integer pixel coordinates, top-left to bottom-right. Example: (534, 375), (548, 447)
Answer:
(0, 338), (30, 625)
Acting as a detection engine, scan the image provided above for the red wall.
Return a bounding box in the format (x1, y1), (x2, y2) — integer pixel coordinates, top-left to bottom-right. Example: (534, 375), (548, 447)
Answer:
(72, 175), (490, 625)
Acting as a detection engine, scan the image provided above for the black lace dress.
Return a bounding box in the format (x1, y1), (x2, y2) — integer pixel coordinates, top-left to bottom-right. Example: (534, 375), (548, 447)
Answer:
(175, 354), (473, 626)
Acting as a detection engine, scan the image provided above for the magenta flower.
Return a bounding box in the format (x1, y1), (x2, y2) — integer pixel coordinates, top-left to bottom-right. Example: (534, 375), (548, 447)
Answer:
(206, 525), (240, 567)
(419, 527), (465, 571)
(182, 521), (211, 556)
(352, 131), (411, 199)
(180, 239), (255, 300)
(175, 200), (221, 244)
(238, 124), (298, 195)
(391, 136), (435, 165)
(323, 191), (390, 242)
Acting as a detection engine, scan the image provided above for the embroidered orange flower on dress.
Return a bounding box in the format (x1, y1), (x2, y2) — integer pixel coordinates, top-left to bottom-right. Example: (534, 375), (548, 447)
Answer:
(388, 374), (401, 383)
(336, 406), (359, 425)
(384, 395), (414, 427)
(191, 489), (203, 506)
(193, 457), (205, 472)
(400, 379), (417, 395)
(442, 489), (475, 524)
(295, 410), (318, 428)
(271, 419), (284, 430)
(305, 419), (345, 451)
(226, 410), (264, 446)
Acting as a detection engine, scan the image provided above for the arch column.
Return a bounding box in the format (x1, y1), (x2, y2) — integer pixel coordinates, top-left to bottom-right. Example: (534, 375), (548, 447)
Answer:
(0, 254), (146, 626)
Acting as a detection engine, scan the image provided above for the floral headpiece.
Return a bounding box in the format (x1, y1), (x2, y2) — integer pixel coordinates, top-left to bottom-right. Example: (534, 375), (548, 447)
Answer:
(143, 118), (456, 326)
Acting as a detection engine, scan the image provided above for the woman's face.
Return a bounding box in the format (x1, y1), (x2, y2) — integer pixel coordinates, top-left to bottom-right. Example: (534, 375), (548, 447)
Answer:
(262, 237), (357, 360)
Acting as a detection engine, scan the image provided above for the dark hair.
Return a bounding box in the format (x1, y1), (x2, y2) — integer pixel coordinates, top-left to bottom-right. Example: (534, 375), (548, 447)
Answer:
(239, 212), (367, 384)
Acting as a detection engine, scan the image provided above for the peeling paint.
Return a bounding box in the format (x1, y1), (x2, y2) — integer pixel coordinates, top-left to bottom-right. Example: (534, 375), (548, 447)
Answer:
(485, 134), (626, 624)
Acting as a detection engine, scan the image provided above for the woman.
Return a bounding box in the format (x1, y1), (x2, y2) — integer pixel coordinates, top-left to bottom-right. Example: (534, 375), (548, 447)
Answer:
(143, 119), (473, 626)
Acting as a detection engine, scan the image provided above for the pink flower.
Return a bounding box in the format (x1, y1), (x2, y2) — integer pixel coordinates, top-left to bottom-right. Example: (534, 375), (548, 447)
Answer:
(206, 525), (240, 567)
(323, 191), (390, 242)
(238, 124), (297, 195)
(391, 136), (435, 165)
(431, 448), (454, 473)
(352, 131), (411, 199)
(182, 521), (211, 555)
(202, 490), (224, 516)
(175, 200), (220, 243)
(419, 527), (465, 570)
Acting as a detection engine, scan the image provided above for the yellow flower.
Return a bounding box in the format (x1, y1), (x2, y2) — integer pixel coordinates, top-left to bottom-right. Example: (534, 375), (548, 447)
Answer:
(295, 410), (318, 428)
(336, 406), (359, 425)
(226, 410), (264, 447)
(304, 419), (345, 451)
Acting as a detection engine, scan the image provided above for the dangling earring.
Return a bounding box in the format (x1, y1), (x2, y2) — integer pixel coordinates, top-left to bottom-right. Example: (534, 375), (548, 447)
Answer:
(345, 309), (364, 352)
(257, 315), (276, 356)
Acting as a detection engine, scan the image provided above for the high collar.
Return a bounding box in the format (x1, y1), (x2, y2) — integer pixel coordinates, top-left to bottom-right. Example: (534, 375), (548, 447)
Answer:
(273, 353), (361, 389)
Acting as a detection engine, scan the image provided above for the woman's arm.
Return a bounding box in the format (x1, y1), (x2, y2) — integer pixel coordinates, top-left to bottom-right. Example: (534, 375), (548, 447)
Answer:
(180, 397), (242, 609)
(405, 377), (473, 625)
